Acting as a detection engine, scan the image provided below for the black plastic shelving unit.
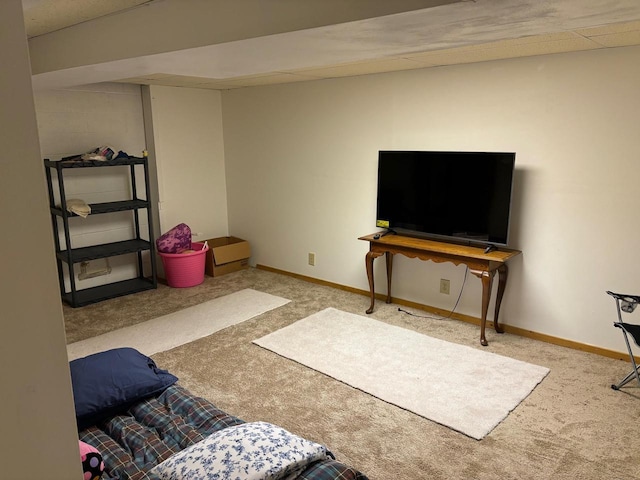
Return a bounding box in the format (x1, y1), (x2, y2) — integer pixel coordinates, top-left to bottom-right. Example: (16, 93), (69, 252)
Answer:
(44, 156), (157, 307)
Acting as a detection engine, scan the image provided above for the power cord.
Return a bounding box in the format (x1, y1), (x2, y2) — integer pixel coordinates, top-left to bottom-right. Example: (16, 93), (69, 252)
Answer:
(398, 266), (469, 320)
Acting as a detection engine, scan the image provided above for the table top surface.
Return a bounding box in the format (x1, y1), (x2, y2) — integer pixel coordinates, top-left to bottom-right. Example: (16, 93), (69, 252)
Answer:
(359, 232), (522, 263)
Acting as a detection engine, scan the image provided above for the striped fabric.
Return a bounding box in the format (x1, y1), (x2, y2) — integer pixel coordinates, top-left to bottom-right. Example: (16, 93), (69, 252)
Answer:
(298, 459), (369, 480)
(79, 384), (367, 480)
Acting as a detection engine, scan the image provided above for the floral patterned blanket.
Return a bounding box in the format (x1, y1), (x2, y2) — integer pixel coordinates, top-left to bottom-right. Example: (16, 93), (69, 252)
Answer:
(79, 384), (368, 480)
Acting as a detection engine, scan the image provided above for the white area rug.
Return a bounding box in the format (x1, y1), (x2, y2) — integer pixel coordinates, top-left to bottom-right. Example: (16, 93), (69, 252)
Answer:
(68, 289), (290, 361)
(253, 308), (549, 440)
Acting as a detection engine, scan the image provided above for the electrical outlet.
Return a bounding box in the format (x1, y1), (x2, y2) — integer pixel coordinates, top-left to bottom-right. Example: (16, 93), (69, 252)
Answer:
(308, 252), (316, 266)
(440, 278), (450, 295)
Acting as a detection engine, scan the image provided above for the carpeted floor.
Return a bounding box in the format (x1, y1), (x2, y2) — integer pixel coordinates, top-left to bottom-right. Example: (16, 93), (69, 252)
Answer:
(63, 268), (640, 480)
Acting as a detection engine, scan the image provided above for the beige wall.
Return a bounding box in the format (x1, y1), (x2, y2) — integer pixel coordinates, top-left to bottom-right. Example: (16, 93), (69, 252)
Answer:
(144, 85), (228, 240)
(0, 1), (81, 478)
(222, 45), (640, 353)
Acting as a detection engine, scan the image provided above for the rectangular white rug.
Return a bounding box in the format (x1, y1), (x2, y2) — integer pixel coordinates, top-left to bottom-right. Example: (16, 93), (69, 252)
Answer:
(253, 307), (549, 440)
(68, 289), (290, 361)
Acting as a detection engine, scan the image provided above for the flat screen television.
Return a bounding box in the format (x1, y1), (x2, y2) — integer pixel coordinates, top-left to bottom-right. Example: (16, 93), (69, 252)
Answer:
(376, 150), (516, 247)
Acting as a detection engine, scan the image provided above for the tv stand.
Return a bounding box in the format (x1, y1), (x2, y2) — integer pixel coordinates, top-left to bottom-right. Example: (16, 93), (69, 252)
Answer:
(358, 233), (522, 346)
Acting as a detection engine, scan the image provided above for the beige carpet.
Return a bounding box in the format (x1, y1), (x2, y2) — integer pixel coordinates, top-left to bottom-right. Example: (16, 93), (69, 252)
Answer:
(63, 268), (640, 479)
(254, 307), (549, 440)
(67, 288), (289, 360)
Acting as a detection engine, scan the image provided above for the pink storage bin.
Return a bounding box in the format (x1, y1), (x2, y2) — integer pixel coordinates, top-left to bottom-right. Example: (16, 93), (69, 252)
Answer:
(159, 242), (209, 288)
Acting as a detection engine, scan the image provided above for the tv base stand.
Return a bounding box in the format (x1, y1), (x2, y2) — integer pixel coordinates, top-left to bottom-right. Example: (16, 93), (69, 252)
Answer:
(359, 233), (522, 346)
(484, 244), (497, 254)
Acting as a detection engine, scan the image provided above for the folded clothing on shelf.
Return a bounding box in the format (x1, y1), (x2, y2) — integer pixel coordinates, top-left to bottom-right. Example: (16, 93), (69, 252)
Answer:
(66, 199), (91, 218)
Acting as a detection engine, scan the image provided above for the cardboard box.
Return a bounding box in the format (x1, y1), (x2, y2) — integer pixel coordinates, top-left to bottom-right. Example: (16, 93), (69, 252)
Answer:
(204, 236), (251, 277)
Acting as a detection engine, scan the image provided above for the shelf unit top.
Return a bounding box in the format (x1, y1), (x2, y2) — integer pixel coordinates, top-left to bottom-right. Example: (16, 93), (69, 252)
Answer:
(44, 156), (146, 169)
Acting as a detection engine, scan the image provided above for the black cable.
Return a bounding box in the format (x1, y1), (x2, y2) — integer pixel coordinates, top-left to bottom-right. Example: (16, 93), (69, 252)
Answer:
(398, 266), (469, 320)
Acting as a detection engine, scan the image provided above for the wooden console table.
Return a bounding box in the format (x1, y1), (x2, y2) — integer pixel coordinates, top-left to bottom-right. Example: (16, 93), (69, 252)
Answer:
(359, 233), (522, 346)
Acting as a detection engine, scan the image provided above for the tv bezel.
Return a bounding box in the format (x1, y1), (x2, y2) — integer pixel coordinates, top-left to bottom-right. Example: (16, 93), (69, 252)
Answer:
(375, 150), (516, 248)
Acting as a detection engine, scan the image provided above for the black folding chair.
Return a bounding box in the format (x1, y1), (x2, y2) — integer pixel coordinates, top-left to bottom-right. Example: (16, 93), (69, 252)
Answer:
(607, 290), (640, 390)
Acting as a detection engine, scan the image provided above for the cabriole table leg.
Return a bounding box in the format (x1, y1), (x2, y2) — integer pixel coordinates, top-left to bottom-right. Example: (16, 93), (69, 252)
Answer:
(493, 264), (509, 334)
(471, 269), (495, 346)
(385, 251), (393, 304)
(365, 251), (382, 314)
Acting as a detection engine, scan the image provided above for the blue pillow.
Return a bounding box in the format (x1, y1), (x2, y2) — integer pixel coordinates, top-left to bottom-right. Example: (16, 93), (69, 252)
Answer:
(70, 347), (178, 430)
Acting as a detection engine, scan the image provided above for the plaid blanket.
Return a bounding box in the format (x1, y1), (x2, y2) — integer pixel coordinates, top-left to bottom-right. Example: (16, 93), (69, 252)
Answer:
(79, 385), (367, 480)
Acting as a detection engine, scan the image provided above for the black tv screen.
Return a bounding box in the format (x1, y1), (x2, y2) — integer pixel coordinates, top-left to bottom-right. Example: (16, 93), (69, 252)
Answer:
(376, 151), (515, 246)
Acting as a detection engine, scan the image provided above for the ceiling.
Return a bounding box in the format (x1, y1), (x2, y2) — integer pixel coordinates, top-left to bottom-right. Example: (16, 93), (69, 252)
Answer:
(22, 0), (640, 90)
